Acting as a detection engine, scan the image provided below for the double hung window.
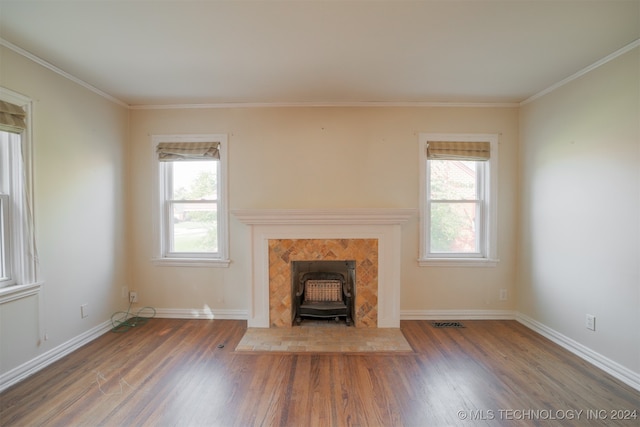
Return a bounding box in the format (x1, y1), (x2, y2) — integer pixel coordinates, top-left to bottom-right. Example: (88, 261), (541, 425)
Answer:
(0, 158), (11, 286)
(152, 135), (229, 266)
(0, 90), (38, 291)
(419, 134), (498, 266)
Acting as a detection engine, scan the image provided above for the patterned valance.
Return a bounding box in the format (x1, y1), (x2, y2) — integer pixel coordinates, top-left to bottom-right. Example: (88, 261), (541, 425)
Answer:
(156, 141), (220, 161)
(426, 140), (490, 161)
(0, 100), (27, 134)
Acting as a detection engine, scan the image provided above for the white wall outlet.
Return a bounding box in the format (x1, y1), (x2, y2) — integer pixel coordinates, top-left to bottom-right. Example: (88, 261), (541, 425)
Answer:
(129, 291), (138, 303)
(499, 289), (508, 301)
(80, 304), (88, 318)
(586, 314), (596, 331)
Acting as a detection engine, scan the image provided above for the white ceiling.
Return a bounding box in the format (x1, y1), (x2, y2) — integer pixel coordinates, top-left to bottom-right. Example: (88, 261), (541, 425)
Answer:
(1, 1), (638, 106)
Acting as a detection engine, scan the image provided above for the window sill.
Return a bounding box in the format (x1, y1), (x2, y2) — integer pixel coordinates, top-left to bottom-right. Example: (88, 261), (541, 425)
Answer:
(418, 258), (499, 268)
(152, 257), (231, 268)
(0, 281), (43, 304)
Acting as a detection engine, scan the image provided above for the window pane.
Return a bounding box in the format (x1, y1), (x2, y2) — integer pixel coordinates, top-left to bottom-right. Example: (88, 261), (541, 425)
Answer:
(171, 203), (218, 253)
(0, 195), (7, 281)
(430, 202), (478, 253)
(171, 161), (217, 201)
(429, 160), (477, 200)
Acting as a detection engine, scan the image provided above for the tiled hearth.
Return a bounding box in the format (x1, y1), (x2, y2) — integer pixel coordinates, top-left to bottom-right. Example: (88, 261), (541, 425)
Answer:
(233, 209), (415, 328)
(235, 322), (413, 352)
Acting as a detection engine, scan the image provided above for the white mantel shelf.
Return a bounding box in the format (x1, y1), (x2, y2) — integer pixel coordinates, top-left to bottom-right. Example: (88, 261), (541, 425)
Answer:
(234, 208), (416, 328)
(232, 208), (416, 225)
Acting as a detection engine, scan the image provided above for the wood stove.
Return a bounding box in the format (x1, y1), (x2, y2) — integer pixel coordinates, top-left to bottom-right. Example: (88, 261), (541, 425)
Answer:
(291, 260), (355, 326)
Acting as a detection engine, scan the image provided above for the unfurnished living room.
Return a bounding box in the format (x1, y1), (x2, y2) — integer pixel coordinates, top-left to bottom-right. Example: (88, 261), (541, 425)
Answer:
(0, 1), (639, 426)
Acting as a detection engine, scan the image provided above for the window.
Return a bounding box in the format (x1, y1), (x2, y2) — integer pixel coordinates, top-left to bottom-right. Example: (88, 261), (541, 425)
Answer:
(152, 134), (229, 267)
(419, 134), (498, 266)
(0, 193), (10, 284)
(0, 89), (39, 294)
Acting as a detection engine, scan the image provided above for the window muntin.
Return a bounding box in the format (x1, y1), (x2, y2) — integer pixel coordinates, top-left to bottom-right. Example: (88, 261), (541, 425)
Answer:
(164, 160), (219, 256)
(419, 134), (498, 266)
(152, 134), (229, 266)
(428, 159), (484, 255)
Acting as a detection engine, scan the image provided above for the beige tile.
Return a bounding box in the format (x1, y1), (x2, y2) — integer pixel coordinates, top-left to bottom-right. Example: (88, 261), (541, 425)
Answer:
(268, 239), (378, 327)
(236, 325), (413, 353)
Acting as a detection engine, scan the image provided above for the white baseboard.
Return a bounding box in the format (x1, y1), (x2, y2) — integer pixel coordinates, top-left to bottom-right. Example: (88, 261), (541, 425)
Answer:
(154, 308), (248, 320)
(401, 309), (516, 320)
(516, 313), (640, 392)
(401, 309), (640, 392)
(3, 309), (637, 394)
(0, 308), (246, 393)
(0, 319), (112, 393)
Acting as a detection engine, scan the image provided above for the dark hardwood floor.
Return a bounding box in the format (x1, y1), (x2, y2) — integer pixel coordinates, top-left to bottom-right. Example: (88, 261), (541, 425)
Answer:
(1, 319), (638, 426)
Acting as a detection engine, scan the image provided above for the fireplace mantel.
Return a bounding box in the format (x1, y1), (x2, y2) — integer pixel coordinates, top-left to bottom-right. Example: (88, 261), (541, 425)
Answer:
(233, 208), (416, 328)
(232, 208), (416, 225)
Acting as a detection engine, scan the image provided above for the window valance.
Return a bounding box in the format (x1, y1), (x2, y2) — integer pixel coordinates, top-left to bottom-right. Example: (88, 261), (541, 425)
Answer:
(426, 140), (490, 161)
(156, 141), (220, 161)
(0, 100), (26, 134)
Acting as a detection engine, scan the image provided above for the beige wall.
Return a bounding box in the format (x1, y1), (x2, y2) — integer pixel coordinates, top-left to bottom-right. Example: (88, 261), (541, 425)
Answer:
(518, 47), (640, 372)
(5, 36), (636, 388)
(129, 106), (519, 315)
(0, 46), (129, 375)
(2, 41), (516, 377)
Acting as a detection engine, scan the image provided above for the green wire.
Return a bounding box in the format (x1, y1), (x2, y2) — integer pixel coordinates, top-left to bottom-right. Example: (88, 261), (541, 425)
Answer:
(110, 301), (156, 333)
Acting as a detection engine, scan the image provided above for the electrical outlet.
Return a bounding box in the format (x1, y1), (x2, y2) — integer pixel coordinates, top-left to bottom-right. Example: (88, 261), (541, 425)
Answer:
(499, 289), (508, 301)
(80, 304), (88, 318)
(586, 314), (596, 331)
(129, 291), (138, 303)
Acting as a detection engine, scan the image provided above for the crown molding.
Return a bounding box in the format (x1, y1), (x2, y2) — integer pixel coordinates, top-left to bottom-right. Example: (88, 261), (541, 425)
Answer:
(521, 38), (640, 106)
(0, 37), (519, 110)
(4, 35), (637, 110)
(130, 101), (520, 110)
(0, 38), (129, 108)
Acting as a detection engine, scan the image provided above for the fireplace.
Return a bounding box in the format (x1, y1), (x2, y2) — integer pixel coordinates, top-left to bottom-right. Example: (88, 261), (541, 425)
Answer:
(292, 261), (355, 325)
(232, 208), (415, 328)
(269, 239), (377, 327)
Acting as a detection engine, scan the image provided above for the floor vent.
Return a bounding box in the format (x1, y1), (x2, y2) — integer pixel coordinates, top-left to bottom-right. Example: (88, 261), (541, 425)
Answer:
(431, 321), (465, 328)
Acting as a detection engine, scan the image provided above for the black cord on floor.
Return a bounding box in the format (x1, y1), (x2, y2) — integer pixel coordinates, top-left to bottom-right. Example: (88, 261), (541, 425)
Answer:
(110, 301), (156, 333)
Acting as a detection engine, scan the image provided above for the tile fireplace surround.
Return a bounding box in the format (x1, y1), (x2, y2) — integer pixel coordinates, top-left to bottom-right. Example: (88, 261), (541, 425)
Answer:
(233, 209), (415, 328)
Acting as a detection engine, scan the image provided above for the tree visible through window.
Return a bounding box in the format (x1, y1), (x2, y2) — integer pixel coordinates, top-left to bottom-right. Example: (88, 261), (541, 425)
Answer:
(168, 160), (218, 253)
(419, 134), (498, 266)
(152, 134), (229, 266)
(429, 159), (482, 253)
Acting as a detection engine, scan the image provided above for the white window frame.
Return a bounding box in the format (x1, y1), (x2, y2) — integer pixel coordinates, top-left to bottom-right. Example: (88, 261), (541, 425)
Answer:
(151, 134), (230, 267)
(0, 87), (41, 302)
(0, 193), (11, 285)
(418, 133), (499, 267)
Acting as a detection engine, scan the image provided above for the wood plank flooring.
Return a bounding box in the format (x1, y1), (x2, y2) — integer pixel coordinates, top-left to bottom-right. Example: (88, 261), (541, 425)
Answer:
(1, 319), (639, 426)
